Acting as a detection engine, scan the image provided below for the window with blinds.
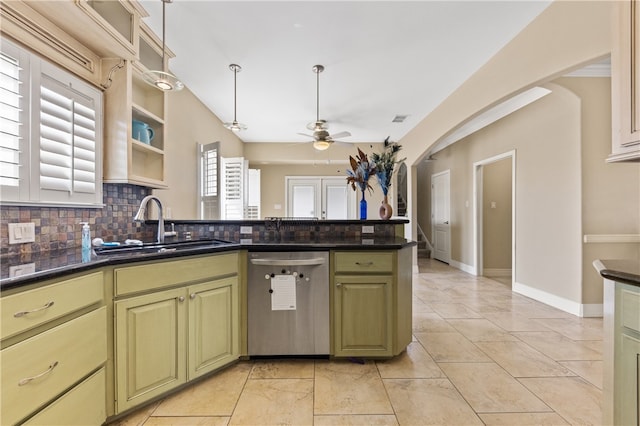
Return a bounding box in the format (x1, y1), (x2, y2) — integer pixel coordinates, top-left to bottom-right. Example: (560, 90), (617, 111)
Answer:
(199, 142), (219, 219)
(0, 37), (102, 206)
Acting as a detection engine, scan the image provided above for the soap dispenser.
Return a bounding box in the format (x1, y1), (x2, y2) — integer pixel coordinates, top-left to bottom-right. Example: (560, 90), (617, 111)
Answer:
(81, 222), (91, 250)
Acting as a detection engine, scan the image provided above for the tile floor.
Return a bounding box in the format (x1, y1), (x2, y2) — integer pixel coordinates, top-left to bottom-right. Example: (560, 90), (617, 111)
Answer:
(115, 258), (603, 426)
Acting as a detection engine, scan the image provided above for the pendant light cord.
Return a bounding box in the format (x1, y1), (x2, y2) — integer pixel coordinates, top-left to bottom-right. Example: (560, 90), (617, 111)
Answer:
(316, 68), (320, 122)
(161, 0), (167, 72)
(234, 66), (238, 122)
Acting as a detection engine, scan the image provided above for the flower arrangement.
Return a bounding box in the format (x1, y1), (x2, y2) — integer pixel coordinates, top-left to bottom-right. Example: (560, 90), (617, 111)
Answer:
(371, 137), (405, 196)
(345, 147), (377, 193)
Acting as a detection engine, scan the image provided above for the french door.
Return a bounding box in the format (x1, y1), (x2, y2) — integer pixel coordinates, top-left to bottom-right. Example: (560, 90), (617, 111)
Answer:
(286, 177), (356, 219)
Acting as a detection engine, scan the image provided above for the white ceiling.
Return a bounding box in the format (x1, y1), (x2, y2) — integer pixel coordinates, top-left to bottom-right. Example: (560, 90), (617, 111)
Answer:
(139, 1), (552, 145)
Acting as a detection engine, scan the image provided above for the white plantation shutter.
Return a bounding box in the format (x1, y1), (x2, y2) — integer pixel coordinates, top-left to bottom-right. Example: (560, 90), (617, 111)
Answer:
(221, 156), (244, 220)
(0, 36), (102, 206)
(199, 142), (219, 219)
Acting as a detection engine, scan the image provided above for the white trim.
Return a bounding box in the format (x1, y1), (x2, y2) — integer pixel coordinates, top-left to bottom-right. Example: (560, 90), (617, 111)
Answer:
(513, 281), (602, 317)
(472, 151), (516, 279)
(583, 234), (640, 243)
(483, 268), (512, 277)
(449, 259), (476, 275)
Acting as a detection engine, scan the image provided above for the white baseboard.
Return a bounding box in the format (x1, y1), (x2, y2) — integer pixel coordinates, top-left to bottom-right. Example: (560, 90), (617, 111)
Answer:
(449, 259), (476, 275)
(484, 268), (512, 277)
(513, 281), (603, 317)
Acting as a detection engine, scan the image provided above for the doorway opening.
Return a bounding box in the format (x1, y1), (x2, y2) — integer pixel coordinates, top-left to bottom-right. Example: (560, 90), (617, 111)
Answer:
(286, 177), (357, 219)
(473, 151), (515, 286)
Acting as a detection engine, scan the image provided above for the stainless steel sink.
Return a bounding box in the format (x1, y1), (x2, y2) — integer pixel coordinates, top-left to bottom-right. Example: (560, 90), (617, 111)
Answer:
(93, 239), (233, 256)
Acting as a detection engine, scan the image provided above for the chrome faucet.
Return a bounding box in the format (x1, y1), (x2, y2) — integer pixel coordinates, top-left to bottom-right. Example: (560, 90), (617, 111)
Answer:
(133, 195), (165, 243)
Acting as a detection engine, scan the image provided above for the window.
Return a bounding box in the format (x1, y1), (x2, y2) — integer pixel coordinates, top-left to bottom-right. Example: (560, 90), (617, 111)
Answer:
(0, 37), (103, 206)
(199, 142), (219, 219)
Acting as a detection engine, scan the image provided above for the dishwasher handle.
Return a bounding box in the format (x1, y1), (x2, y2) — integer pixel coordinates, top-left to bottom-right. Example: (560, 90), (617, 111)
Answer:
(250, 257), (326, 266)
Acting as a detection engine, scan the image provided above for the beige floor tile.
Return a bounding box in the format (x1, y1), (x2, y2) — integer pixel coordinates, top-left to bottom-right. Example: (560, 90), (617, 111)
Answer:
(535, 318), (604, 340)
(144, 417), (229, 426)
(376, 341), (445, 379)
(478, 412), (569, 425)
(514, 303), (574, 319)
(513, 331), (602, 361)
(248, 359), (315, 379)
(114, 401), (162, 426)
(413, 296), (434, 313)
(439, 362), (551, 413)
(446, 319), (519, 342)
(228, 378), (313, 426)
(519, 377), (602, 426)
(153, 363), (251, 417)
(558, 360), (603, 389)
(430, 303), (483, 318)
(414, 332), (491, 362)
(314, 415), (399, 425)
(475, 341), (574, 378)
(413, 312), (457, 333)
(483, 312), (550, 332)
(314, 360), (393, 415)
(384, 378), (483, 425)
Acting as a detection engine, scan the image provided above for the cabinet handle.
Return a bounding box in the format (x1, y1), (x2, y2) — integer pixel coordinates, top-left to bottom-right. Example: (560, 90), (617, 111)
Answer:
(355, 261), (373, 266)
(18, 361), (59, 386)
(336, 282), (341, 287)
(190, 293), (196, 300)
(178, 296), (185, 302)
(14, 301), (55, 318)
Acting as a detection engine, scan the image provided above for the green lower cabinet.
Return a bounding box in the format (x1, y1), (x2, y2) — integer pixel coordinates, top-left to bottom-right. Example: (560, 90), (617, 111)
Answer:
(188, 277), (239, 380)
(333, 275), (393, 357)
(619, 333), (640, 426)
(115, 288), (187, 413)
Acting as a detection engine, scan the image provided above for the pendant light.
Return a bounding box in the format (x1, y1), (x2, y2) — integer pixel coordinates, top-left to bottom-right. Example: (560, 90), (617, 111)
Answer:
(223, 64), (247, 132)
(142, 0), (183, 92)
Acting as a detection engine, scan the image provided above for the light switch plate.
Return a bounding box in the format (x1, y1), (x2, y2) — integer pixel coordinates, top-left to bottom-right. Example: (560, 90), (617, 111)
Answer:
(10, 263), (35, 277)
(8, 222), (35, 244)
(362, 225), (374, 234)
(240, 226), (253, 234)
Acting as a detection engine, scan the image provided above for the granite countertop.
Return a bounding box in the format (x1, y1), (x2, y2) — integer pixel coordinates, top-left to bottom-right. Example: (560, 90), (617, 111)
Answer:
(593, 259), (640, 288)
(0, 237), (416, 290)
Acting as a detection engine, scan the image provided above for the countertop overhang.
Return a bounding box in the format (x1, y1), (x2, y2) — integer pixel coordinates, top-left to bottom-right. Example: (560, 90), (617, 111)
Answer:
(593, 259), (640, 288)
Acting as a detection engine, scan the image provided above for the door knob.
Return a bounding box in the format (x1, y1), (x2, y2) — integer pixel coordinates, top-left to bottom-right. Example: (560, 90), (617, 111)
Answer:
(444, 221), (449, 224)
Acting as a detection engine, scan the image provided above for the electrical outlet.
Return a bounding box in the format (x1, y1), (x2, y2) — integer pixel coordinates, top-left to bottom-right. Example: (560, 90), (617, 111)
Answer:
(362, 225), (374, 234)
(240, 226), (253, 234)
(10, 263), (35, 277)
(8, 222), (35, 244)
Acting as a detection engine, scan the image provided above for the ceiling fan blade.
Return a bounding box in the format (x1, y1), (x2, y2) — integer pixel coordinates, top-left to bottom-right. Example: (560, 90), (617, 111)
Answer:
(330, 131), (351, 139)
(296, 132), (315, 139)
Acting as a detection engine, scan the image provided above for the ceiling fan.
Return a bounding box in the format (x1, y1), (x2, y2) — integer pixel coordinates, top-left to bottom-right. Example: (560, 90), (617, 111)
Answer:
(298, 65), (351, 151)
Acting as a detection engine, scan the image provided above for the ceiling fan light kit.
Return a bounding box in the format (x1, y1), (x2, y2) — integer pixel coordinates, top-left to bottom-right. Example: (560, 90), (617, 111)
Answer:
(223, 63), (247, 132)
(299, 64), (351, 150)
(142, 0), (183, 92)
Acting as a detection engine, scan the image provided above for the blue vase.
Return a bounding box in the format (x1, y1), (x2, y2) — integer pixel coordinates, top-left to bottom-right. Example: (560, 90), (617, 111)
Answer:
(360, 190), (367, 220)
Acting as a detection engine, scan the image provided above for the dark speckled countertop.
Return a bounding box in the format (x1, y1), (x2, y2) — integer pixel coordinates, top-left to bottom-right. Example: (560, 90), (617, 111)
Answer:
(0, 237), (416, 290)
(594, 259), (640, 288)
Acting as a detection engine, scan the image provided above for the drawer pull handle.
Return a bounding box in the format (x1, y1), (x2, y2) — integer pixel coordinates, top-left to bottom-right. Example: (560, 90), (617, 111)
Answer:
(178, 296), (185, 303)
(355, 261), (373, 266)
(18, 361), (59, 386)
(14, 301), (55, 318)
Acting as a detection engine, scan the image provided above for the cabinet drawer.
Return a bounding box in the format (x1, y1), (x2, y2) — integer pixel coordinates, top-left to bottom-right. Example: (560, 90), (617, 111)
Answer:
(1, 307), (107, 426)
(334, 252), (393, 273)
(1, 271), (103, 340)
(24, 367), (106, 426)
(115, 252), (238, 296)
(621, 288), (640, 333)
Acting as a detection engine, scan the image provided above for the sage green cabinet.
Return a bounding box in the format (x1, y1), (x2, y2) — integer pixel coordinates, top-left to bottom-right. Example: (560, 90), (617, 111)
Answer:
(331, 247), (412, 358)
(115, 287), (187, 413)
(113, 252), (240, 414)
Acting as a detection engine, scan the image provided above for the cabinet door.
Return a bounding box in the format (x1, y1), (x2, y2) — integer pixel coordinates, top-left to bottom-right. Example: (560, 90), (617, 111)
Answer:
(334, 275), (393, 357)
(619, 333), (640, 426)
(115, 288), (186, 413)
(188, 277), (239, 380)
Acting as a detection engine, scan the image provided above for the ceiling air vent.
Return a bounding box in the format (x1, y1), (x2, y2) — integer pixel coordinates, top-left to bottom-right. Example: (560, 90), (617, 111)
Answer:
(392, 115), (409, 123)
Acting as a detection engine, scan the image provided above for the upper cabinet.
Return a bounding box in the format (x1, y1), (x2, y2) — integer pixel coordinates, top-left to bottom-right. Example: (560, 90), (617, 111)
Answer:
(610, 0), (640, 162)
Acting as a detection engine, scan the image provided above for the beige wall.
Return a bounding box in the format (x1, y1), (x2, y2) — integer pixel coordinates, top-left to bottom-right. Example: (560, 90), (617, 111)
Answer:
(245, 142), (388, 219)
(156, 86), (244, 219)
(482, 158), (512, 272)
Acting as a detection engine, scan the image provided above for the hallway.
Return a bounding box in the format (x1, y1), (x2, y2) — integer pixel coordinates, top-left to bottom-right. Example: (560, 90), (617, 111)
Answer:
(116, 258), (603, 425)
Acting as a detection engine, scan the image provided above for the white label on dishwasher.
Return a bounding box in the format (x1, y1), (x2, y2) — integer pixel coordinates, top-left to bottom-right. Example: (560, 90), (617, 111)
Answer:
(271, 275), (297, 310)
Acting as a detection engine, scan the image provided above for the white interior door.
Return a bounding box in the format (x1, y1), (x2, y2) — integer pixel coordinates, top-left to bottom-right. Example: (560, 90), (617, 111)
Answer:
(432, 170), (451, 263)
(287, 178), (321, 218)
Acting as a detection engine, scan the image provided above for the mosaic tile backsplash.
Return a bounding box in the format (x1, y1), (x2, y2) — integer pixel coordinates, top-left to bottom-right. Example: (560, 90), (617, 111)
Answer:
(1, 184), (401, 258)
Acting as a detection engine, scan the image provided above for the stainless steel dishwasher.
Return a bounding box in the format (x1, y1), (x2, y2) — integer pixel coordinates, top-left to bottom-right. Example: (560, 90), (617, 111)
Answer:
(247, 251), (329, 356)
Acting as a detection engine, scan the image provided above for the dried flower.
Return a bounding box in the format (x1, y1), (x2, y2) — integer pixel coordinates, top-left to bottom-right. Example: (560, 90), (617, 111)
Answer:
(371, 137), (405, 196)
(346, 148), (377, 193)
